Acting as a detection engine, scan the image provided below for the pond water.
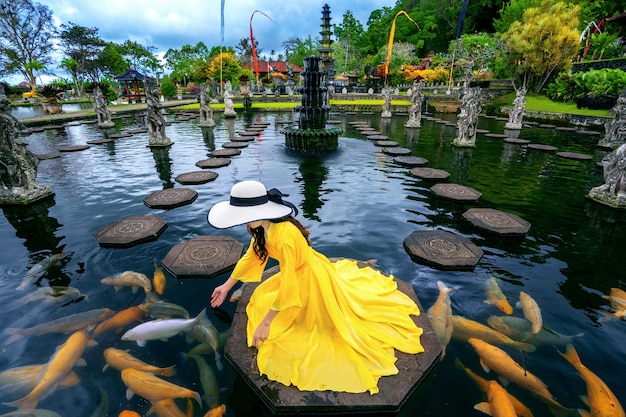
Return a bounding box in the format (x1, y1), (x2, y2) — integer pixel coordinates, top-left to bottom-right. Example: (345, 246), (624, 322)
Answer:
(0, 110), (625, 417)
(10, 101), (94, 119)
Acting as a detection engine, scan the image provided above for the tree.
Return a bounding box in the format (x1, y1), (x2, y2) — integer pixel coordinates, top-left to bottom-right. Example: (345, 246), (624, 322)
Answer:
(500, 0), (580, 92)
(96, 42), (129, 77)
(333, 10), (365, 74)
(59, 22), (107, 96)
(0, 0), (56, 90)
(206, 52), (242, 85)
(281, 36), (318, 67)
(164, 42), (209, 86)
(449, 32), (503, 79)
(493, 0), (541, 33)
(117, 40), (161, 77)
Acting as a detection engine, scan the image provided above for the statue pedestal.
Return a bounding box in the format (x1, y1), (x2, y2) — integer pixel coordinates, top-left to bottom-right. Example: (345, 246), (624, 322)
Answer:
(42, 102), (62, 115)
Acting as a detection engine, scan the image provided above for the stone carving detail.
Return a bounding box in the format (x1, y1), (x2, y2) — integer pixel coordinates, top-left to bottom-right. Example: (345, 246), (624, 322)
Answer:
(0, 85), (53, 204)
(145, 77), (172, 147)
(223, 81), (236, 118)
(381, 86), (392, 118)
(93, 86), (114, 128)
(588, 142), (626, 208)
(453, 86), (483, 147)
(199, 84), (215, 127)
(598, 89), (626, 149)
(504, 87), (526, 130)
(405, 79), (423, 128)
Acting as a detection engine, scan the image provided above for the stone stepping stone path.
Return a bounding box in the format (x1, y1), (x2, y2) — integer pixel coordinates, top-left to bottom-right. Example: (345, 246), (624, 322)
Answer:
(210, 149), (241, 157)
(246, 127), (266, 132)
(394, 156), (428, 167)
(528, 143), (557, 151)
(462, 208), (531, 236)
(58, 145), (90, 152)
(539, 124), (556, 128)
(367, 134), (389, 141)
(382, 147), (411, 156)
(409, 167), (450, 180)
(556, 152), (593, 161)
(374, 140), (399, 147)
(175, 171), (218, 185)
(403, 230), (483, 270)
(196, 158), (231, 169)
(555, 126), (577, 131)
(476, 129), (489, 134)
(576, 130), (601, 136)
(143, 188), (198, 209)
(94, 215), (167, 248)
(327, 120), (342, 124)
(87, 139), (114, 145)
(82, 120), (98, 124)
(36, 152), (61, 160)
(430, 183), (481, 202)
(503, 138), (531, 144)
(222, 141), (249, 148)
(44, 125), (65, 130)
(162, 236), (244, 279)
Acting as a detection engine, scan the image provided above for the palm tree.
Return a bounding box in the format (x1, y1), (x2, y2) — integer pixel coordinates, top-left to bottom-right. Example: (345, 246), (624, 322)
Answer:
(61, 58), (80, 97)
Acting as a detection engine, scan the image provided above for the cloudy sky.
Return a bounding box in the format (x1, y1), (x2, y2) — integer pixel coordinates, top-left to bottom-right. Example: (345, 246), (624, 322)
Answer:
(36, 0), (392, 58)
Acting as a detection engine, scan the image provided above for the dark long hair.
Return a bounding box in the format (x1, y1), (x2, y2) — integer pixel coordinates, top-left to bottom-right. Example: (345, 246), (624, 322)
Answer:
(249, 217), (311, 262)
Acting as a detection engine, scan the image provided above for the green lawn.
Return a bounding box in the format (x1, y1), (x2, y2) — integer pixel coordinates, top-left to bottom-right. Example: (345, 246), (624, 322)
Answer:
(488, 92), (610, 117)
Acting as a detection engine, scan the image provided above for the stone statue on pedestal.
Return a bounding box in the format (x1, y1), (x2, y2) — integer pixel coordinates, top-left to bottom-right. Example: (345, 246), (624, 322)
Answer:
(93, 86), (114, 129)
(597, 89), (626, 149)
(452, 86), (483, 147)
(145, 77), (172, 147)
(588, 142), (626, 208)
(405, 79), (424, 128)
(504, 87), (526, 130)
(199, 84), (215, 127)
(381, 87), (392, 118)
(0, 85), (53, 204)
(223, 81), (236, 118)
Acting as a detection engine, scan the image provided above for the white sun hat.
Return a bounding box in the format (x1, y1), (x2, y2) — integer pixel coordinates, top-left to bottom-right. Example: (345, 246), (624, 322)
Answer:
(207, 180), (296, 229)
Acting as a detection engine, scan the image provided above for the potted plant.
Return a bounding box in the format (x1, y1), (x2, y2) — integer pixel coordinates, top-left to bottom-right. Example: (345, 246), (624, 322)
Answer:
(37, 85), (65, 114)
(238, 73), (250, 94)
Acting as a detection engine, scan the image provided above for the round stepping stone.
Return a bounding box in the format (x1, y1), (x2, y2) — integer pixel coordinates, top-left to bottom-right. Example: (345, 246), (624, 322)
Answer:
(503, 138), (530, 144)
(462, 208), (531, 236)
(210, 149), (241, 157)
(528, 143), (557, 151)
(162, 235), (244, 279)
(539, 124), (556, 128)
(366, 134), (389, 141)
(143, 188), (198, 209)
(246, 127), (265, 132)
(87, 139), (114, 144)
(109, 133), (132, 138)
(36, 152), (61, 160)
(196, 158), (231, 169)
(175, 171), (218, 185)
(576, 130), (601, 136)
(58, 145), (90, 152)
(382, 147), (411, 156)
(476, 129), (489, 134)
(327, 120), (342, 124)
(430, 183), (481, 202)
(374, 140), (398, 147)
(222, 141), (249, 148)
(94, 215), (167, 248)
(556, 152), (593, 161)
(403, 230), (483, 270)
(409, 167), (450, 180)
(230, 135), (256, 142)
(240, 131), (259, 137)
(44, 125), (65, 130)
(394, 156), (428, 167)
(349, 121), (369, 126)
(555, 126), (577, 131)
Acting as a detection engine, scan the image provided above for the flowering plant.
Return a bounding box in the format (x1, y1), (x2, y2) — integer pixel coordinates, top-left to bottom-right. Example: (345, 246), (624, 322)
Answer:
(37, 85), (64, 102)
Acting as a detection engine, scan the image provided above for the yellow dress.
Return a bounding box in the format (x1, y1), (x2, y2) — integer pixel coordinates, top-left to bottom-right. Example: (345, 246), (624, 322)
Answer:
(230, 221), (424, 394)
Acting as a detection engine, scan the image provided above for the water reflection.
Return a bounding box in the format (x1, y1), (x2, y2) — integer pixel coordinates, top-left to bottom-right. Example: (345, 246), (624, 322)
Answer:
(150, 147), (174, 188)
(295, 155), (329, 221)
(1, 196), (62, 253)
(201, 126), (216, 152)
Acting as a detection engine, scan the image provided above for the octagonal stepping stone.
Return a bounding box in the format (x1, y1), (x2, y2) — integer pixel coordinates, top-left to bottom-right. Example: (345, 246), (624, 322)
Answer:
(144, 188), (198, 209)
(556, 151), (593, 161)
(110, 133), (132, 138)
(409, 167), (450, 180)
(231, 135), (256, 142)
(240, 131), (259, 137)
(555, 126), (577, 131)
(576, 130), (601, 136)
(485, 133), (506, 138)
(87, 138), (114, 145)
(175, 171), (218, 185)
(58, 145), (90, 152)
(196, 158), (231, 169)
(127, 128), (148, 134)
(222, 141), (249, 149)
(430, 183), (481, 202)
(504, 138), (530, 144)
(94, 215), (167, 248)
(539, 124), (556, 128)
(367, 134), (389, 141)
(382, 147), (411, 156)
(210, 149), (241, 157)
(394, 156), (428, 167)
(327, 120), (342, 124)
(462, 208), (531, 236)
(528, 143), (557, 151)
(403, 230), (483, 270)
(44, 125), (65, 130)
(37, 152), (61, 160)
(349, 121), (370, 126)
(476, 129), (489, 134)
(246, 127), (265, 132)
(162, 235), (244, 279)
(375, 140), (399, 147)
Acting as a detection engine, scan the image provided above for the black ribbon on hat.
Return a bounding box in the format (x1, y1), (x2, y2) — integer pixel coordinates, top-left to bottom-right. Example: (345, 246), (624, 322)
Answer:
(230, 188), (298, 217)
(268, 188), (298, 217)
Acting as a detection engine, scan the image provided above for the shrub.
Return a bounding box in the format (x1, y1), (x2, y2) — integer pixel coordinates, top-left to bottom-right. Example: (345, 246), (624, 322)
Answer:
(546, 68), (626, 108)
(160, 77), (177, 97)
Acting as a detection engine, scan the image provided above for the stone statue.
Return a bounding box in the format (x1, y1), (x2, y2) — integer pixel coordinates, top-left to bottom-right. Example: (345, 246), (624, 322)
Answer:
(223, 87), (236, 118)
(93, 86), (114, 129)
(405, 79), (424, 128)
(381, 86), (392, 118)
(199, 84), (215, 127)
(145, 77), (172, 147)
(453, 86), (483, 147)
(588, 142), (626, 208)
(597, 89), (626, 149)
(0, 85), (53, 204)
(504, 87), (526, 130)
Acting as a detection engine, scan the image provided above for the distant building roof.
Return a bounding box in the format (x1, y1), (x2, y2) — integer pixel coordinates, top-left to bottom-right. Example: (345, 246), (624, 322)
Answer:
(242, 61), (302, 74)
(114, 68), (145, 81)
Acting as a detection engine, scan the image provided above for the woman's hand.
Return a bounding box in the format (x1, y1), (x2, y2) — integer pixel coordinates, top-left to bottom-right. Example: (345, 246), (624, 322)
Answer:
(210, 277), (238, 308)
(252, 321), (270, 348)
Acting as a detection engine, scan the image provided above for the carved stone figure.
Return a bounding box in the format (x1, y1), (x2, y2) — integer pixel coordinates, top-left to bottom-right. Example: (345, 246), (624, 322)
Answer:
(504, 87), (526, 130)
(597, 89), (626, 149)
(93, 86), (114, 129)
(588, 142), (626, 208)
(199, 84), (215, 127)
(145, 77), (172, 147)
(223, 88), (237, 118)
(381, 87), (392, 118)
(405, 79), (424, 128)
(453, 86), (483, 147)
(0, 85), (53, 204)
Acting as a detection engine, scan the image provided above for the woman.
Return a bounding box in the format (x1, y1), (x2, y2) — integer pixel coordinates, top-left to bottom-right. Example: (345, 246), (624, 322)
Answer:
(208, 180), (424, 394)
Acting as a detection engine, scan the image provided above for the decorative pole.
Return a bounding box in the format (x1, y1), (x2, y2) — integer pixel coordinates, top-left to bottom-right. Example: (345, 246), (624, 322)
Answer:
(383, 11), (419, 83)
(250, 10), (274, 92)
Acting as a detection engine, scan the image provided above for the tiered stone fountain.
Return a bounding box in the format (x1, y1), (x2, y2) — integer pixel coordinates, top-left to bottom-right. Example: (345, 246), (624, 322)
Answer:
(282, 56), (341, 152)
